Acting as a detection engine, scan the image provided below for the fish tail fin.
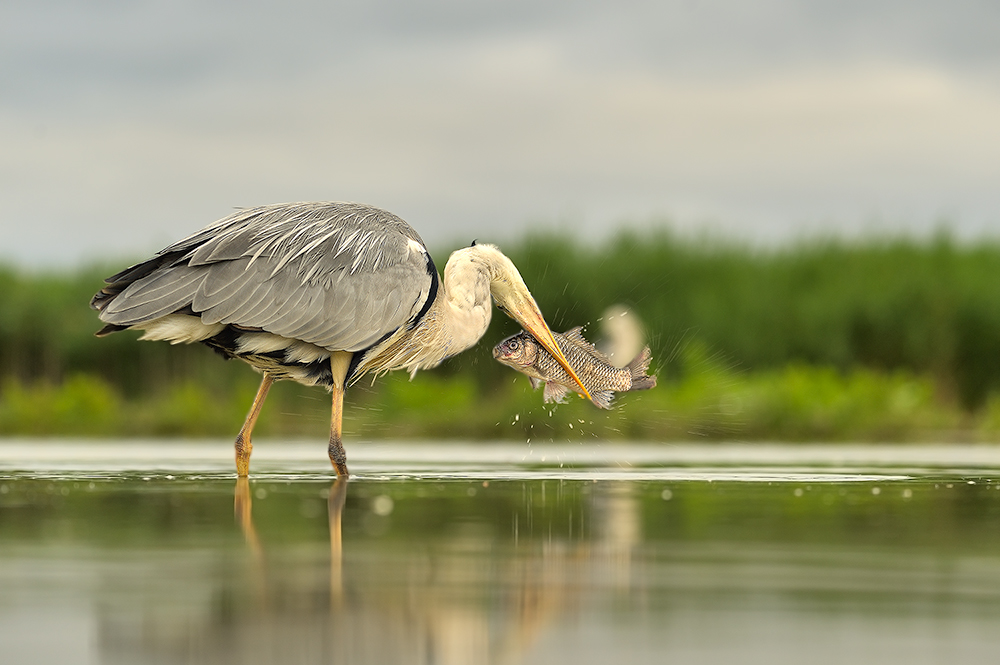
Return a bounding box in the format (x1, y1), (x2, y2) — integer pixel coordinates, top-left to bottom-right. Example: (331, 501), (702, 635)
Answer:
(590, 390), (615, 409)
(627, 346), (657, 391)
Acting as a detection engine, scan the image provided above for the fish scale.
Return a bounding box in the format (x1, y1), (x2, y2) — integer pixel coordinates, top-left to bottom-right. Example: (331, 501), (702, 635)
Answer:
(537, 330), (633, 392)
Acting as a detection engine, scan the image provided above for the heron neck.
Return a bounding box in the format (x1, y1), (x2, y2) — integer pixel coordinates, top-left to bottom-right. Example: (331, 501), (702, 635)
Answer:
(439, 288), (492, 356)
(348, 264), (493, 381)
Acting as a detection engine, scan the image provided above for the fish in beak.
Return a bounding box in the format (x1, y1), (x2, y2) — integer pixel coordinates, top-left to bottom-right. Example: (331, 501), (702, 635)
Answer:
(493, 286), (593, 402)
(468, 241), (592, 401)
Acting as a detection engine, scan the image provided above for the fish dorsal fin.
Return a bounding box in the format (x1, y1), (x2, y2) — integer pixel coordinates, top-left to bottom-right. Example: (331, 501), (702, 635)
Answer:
(560, 326), (616, 365)
(560, 326), (612, 360)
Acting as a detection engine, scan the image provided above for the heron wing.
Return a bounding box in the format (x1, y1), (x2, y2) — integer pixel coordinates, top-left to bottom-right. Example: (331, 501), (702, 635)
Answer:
(97, 202), (436, 352)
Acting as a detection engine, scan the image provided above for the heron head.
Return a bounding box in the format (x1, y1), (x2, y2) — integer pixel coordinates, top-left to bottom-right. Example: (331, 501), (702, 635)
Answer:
(466, 244), (592, 400)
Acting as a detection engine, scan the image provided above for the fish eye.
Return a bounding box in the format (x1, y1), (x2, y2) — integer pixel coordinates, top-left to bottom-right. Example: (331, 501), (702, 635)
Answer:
(508, 339), (519, 351)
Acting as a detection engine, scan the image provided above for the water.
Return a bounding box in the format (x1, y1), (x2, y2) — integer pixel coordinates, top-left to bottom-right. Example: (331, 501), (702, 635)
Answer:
(3, 439), (1000, 664)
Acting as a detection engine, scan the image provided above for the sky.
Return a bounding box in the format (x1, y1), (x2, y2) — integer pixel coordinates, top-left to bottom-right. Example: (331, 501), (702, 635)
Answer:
(3, 0), (1000, 266)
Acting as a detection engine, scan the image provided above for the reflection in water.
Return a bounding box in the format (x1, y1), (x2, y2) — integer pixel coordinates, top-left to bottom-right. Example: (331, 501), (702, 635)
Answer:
(327, 475), (347, 605)
(234, 477), (261, 559)
(5, 442), (1000, 664)
(229, 477), (581, 665)
(590, 481), (642, 590)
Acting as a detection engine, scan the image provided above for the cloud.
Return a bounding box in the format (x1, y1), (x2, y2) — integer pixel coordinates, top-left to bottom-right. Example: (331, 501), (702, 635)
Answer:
(3, 0), (1000, 265)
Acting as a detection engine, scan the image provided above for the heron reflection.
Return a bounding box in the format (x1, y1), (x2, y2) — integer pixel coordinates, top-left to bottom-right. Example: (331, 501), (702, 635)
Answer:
(226, 477), (642, 664)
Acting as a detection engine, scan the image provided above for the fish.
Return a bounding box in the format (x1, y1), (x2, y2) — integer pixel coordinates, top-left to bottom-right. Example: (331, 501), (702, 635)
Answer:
(492, 326), (656, 409)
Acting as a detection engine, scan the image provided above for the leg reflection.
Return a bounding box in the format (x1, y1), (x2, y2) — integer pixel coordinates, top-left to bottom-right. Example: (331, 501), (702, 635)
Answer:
(328, 476), (348, 607)
(234, 477), (268, 609)
(234, 476), (349, 612)
(234, 477), (262, 559)
(213, 476), (597, 663)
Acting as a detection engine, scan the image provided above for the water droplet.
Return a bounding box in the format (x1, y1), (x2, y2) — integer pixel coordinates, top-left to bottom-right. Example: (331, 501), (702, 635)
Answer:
(871, 487), (881, 495)
(661, 489), (673, 500)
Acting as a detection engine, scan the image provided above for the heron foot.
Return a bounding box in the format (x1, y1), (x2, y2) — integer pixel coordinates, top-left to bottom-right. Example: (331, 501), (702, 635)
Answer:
(233, 374), (273, 477)
(328, 439), (349, 477)
(235, 433), (252, 477)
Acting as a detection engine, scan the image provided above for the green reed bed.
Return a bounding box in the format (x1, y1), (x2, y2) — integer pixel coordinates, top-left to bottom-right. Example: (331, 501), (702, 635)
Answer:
(3, 229), (1000, 441)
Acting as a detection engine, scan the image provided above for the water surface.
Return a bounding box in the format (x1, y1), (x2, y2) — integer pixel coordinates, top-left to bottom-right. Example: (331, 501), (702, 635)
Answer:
(3, 439), (1000, 664)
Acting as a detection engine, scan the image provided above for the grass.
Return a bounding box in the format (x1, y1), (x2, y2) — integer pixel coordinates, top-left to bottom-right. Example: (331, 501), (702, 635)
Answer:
(5, 227), (1000, 441)
(0, 343), (976, 442)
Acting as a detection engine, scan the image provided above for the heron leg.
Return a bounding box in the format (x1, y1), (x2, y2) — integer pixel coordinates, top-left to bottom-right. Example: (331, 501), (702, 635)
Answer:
(235, 373), (274, 477)
(328, 352), (352, 476)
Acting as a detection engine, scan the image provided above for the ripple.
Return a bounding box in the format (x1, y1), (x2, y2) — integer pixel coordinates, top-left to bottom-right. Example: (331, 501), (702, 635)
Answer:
(5, 439), (992, 483)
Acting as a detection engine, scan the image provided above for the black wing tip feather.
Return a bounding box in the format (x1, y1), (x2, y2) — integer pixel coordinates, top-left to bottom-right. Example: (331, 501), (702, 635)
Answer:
(91, 250), (192, 312)
(94, 322), (129, 337)
(102, 250), (190, 285)
(90, 289), (111, 311)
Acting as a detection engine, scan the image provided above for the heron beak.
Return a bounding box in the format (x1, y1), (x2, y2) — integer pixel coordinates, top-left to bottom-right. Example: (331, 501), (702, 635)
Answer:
(501, 292), (592, 401)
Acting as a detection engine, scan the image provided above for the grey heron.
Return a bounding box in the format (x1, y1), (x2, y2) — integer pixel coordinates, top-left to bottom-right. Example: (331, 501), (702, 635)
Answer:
(91, 202), (590, 476)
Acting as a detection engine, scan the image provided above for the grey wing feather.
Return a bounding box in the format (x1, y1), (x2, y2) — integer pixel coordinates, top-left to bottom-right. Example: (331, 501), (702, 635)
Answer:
(192, 259), (263, 323)
(97, 202), (434, 352)
(101, 266), (206, 322)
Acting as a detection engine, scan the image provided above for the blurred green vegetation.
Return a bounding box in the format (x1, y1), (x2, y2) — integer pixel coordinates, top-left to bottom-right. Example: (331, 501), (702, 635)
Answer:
(4, 230), (1000, 441)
